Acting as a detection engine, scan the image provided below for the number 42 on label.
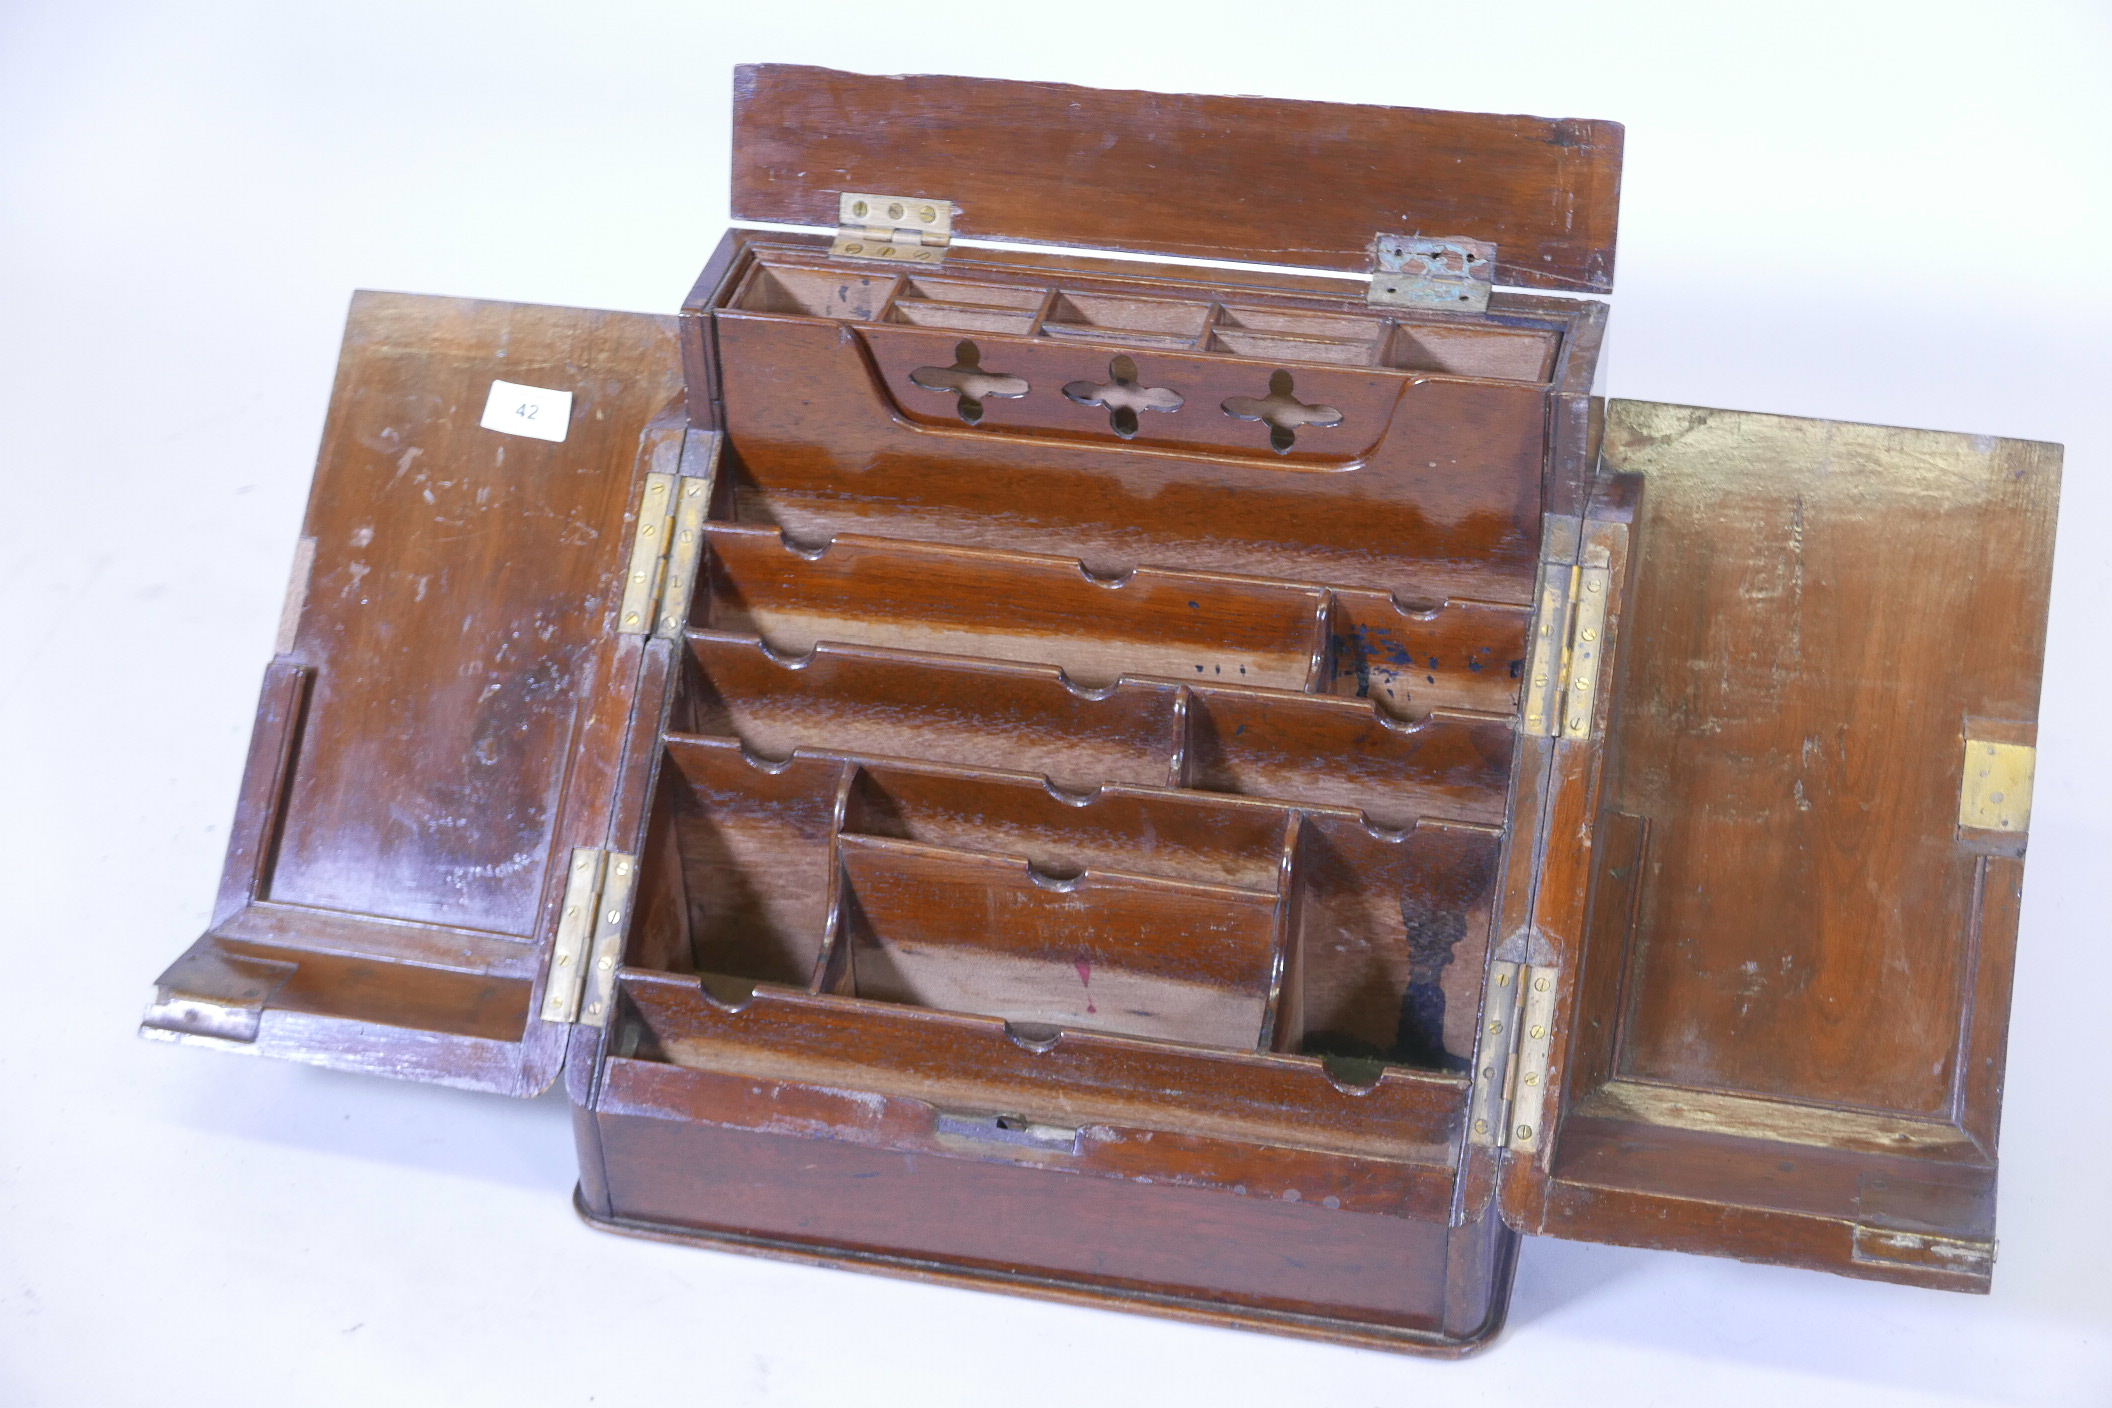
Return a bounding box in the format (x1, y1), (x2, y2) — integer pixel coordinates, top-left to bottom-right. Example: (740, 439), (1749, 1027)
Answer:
(480, 379), (574, 443)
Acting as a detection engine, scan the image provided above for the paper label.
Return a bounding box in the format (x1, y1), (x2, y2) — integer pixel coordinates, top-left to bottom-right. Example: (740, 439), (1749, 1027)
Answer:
(480, 379), (573, 443)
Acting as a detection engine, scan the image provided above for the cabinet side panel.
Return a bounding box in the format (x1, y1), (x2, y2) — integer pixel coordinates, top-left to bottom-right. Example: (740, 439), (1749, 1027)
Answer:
(1601, 403), (2057, 1117)
(268, 294), (684, 935)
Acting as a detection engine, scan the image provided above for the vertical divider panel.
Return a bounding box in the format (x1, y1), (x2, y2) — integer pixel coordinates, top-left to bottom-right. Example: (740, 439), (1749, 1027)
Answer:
(807, 760), (865, 995)
(636, 765), (694, 976)
(1024, 287), (1062, 338)
(1192, 300), (1229, 350)
(1261, 812), (1310, 1055)
(1303, 593), (1339, 695)
(1167, 685), (1197, 788)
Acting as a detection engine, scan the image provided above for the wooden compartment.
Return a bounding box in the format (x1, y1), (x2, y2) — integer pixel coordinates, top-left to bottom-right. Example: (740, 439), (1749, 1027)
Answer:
(1280, 814), (1503, 1071)
(1039, 290), (1213, 349)
(1326, 588), (1532, 718)
(886, 273), (1044, 334)
(840, 760), (1295, 892)
(1184, 687), (1514, 828)
(644, 738), (846, 987)
(681, 634), (1182, 792)
(1381, 320), (1559, 381)
(696, 522), (1328, 689)
(1209, 305), (1387, 366)
(727, 251), (1560, 382)
(733, 261), (897, 320)
(718, 311), (1557, 601)
(148, 63), (2061, 1360)
(829, 835), (1283, 1048)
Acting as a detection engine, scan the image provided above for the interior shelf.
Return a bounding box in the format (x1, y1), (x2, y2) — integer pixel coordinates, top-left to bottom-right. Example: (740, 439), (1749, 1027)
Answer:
(729, 251), (1560, 380)
(616, 239), (1553, 1079)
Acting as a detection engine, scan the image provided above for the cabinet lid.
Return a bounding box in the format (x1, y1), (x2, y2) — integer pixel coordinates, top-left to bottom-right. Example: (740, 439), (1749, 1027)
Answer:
(730, 64), (1623, 294)
(143, 292), (687, 1095)
(1509, 400), (2060, 1289)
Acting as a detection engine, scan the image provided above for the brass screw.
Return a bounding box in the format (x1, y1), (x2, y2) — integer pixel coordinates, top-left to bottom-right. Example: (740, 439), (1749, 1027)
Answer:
(887, 202), (905, 220)
(851, 200), (869, 218)
(1487, 1020), (1503, 1036)
(1515, 1124), (1533, 1141)
(1473, 1119), (1489, 1135)
(1534, 976), (1551, 992)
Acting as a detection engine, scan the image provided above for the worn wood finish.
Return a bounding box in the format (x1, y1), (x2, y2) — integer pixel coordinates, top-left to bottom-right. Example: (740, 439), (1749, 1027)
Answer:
(583, 1101), (1513, 1351)
(616, 974), (1465, 1162)
(834, 835), (1282, 1048)
(146, 66), (2064, 1357)
(698, 521), (1328, 691)
(716, 291), (1556, 606)
(1505, 402), (2060, 1288)
(733, 64), (1622, 291)
(144, 292), (686, 1094)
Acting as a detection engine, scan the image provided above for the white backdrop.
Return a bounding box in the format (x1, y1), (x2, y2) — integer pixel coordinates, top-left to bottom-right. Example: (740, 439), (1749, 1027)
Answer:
(4, 3), (2107, 1404)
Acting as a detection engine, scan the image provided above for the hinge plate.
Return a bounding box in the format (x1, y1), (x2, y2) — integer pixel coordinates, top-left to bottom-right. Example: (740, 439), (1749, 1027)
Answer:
(1508, 966), (1559, 1152)
(616, 474), (676, 636)
(1958, 739), (2035, 833)
(1521, 565), (1573, 736)
(1368, 235), (1496, 312)
(655, 474), (711, 639)
(616, 434), (721, 640)
(1563, 565), (1610, 738)
(540, 848), (607, 1024)
(1468, 961), (1525, 1145)
(1522, 562), (1609, 739)
(1468, 961), (1561, 1153)
(539, 848), (640, 1027)
(831, 192), (955, 264)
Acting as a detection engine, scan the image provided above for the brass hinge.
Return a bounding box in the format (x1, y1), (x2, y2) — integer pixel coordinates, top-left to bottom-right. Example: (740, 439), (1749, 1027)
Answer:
(539, 847), (640, 1028)
(1521, 560), (1610, 739)
(615, 456), (715, 640)
(1368, 234), (1496, 313)
(1468, 961), (1560, 1153)
(830, 192), (955, 264)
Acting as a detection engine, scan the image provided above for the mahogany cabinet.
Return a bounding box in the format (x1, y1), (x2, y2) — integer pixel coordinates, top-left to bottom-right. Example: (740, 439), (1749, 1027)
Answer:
(143, 64), (2061, 1354)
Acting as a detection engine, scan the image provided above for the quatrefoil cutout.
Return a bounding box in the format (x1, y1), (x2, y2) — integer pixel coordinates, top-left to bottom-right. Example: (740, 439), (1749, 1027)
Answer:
(1222, 370), (1345, 454)
(908, 340), (1029, 425)
(1063, 355), (1184, 439)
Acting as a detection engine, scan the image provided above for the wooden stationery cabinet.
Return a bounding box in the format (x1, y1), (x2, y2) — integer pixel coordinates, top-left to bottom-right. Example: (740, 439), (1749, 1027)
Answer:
(143, 64), (2061, 1354)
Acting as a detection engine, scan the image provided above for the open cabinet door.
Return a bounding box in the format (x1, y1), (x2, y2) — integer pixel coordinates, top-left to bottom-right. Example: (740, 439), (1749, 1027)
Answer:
(143, 292), (688, 1095)
(1503, 399), (2060, 1290)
